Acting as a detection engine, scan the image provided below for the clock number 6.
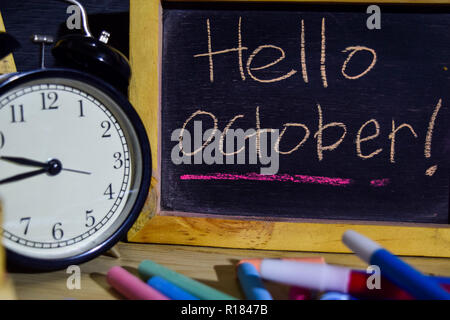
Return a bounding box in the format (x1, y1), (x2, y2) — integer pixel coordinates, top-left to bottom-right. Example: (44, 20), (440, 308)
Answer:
(52, 222), (64, 240)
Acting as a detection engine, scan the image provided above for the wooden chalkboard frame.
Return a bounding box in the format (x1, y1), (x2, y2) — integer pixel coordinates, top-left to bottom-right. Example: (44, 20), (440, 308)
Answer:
(127, 0), (450, 257)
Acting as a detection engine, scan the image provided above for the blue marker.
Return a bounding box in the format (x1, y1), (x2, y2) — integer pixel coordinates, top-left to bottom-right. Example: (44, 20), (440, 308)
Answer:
(320, 292), (357, 300)
(343, 230), (450, 300)
(147, 276), (199, 300)
(237, 262), (273, 300)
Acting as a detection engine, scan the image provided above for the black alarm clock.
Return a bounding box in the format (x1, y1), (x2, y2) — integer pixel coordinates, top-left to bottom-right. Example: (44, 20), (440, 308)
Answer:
(0, 1), (151, 270)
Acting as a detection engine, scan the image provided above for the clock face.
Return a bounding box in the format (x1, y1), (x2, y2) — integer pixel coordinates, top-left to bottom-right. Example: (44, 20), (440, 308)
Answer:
(0, 71), (149, 267)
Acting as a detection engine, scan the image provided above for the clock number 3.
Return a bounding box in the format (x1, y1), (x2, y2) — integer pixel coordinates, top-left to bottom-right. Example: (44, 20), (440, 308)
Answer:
(113, 152), (123, 169)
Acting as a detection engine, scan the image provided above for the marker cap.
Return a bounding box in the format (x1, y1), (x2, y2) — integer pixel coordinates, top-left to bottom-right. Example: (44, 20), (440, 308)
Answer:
(342, 230), (382, 263)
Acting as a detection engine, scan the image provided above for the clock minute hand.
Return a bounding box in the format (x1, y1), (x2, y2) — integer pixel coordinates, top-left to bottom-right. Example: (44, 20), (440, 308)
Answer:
(0, 168), (48, 185)
(0, 156), (48, 168)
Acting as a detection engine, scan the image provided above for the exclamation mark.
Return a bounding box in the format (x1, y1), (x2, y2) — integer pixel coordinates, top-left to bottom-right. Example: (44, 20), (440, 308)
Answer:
(320, 17), (328, 88)
(424, 99), (442, 176)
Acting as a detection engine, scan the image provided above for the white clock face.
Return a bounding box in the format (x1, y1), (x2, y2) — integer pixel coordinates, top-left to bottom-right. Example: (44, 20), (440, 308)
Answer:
(0, 77), (143, 261)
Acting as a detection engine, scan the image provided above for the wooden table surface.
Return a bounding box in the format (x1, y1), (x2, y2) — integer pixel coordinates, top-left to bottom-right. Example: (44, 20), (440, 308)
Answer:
(8, 242), (450, 300)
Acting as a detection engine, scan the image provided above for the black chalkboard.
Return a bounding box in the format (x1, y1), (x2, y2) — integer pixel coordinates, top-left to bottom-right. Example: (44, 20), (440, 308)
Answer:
(161, 3), (450, 224)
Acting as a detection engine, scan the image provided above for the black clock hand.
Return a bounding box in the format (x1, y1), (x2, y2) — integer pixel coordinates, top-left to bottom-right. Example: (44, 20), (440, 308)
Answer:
(0, 156), (48, 168)
(1, 156), (91, 175)
(0, 168), (48, 185)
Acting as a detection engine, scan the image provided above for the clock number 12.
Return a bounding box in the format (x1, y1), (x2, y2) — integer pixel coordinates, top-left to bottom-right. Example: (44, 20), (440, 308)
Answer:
(41, 92), (59, 110)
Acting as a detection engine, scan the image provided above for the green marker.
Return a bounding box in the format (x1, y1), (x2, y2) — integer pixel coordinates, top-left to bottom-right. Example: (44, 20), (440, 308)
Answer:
(138, 260), (237, 300)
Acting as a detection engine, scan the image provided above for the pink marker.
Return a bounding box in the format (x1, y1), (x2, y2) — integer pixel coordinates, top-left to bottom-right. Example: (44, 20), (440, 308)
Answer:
(289, 286), (312, 300)
(107, 266), (170, 300)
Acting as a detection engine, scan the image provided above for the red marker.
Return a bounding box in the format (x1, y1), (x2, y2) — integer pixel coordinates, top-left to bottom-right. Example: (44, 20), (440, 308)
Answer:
(259, 260), (450, 300)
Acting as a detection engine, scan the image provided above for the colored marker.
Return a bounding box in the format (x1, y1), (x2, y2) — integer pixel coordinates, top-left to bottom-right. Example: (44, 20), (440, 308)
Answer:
(237, 262), (273, 300)
(238, 258), (323, 300)
(288, 286), (312, 300)
(139, 260), (237, 300)
(106, 266), (169, 300)
(320, 292), (357, 300)
(237, 257), (325, 273)
(342, 230), (450, 300)
(259, 260), (450, 300)
(147, 276), (199, 300)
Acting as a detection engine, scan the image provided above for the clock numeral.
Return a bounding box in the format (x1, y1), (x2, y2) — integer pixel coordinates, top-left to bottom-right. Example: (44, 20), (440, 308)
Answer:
(85, 210), (95, 227)
(79, 100), (85, 117)
(52, 222), (64, 240)
(41, 92), (59, 110)
(20, 217), (31, 235)
(113, 152), (123, 169)
(101, 121), (111, 138)
(0, 132), (5, 149)
(104, 183), (115, 200)
(10, 104), (25, 123)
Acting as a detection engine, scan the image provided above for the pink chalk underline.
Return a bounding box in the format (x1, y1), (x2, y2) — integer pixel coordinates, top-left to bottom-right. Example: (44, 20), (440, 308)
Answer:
(180, 173), (390, 187)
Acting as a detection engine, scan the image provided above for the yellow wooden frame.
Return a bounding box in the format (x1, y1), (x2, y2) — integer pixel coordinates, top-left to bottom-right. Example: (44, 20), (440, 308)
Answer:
(128, 0), (450, 257)
(0, 13), (17, 74)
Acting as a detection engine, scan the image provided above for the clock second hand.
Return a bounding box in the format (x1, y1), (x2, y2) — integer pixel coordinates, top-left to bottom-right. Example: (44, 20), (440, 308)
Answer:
(62, 168), (91, 175)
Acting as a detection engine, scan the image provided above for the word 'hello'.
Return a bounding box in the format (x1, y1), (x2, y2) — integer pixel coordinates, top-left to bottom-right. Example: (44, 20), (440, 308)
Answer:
(193, 17), (377, 87)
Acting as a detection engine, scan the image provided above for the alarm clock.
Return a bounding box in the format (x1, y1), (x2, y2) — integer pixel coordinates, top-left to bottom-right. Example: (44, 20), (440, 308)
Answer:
(0, 3), (151, 270)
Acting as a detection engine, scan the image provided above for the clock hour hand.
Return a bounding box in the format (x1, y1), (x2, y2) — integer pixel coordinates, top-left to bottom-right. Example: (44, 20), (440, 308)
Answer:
(0, 168), (48, 185)
(0, 156), (48, 168)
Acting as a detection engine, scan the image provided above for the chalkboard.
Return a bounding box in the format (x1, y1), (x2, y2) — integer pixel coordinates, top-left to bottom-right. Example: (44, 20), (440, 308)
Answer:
(160, 3), (450, 224)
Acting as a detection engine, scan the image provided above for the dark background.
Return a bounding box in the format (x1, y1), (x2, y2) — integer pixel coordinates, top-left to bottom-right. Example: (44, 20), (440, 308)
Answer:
(161, 3), (450, 223)
(0, 0), (129, 71)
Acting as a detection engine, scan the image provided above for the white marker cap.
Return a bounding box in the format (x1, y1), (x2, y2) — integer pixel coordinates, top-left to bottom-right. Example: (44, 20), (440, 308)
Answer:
(342, 230), (382, 263)
(260, 260), (351, 292)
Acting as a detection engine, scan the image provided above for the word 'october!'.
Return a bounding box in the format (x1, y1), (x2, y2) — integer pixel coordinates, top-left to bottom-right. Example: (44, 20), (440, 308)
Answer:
(178, 100), (442, 176)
